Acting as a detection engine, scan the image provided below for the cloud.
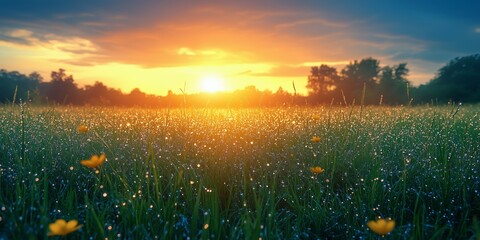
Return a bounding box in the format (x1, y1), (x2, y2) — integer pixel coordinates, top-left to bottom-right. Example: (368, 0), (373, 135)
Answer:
(242, 60), (350, 78)
(0, 28), (37, 46)
(248, 65), (310, 77)
(0, 3), (359, 68)
(300, 61), (350, 67)
(275, 18), (348, 29)
(47, 36), (98, 54)
(1, 28), (98, 55)
(8, 29), (33, 38)
(85, 8), (346, 67)
(0, 2), (423, 70)
(0, 27), (102, 65)
(177, 47), (196, 56)
(1, 0), (478, 87)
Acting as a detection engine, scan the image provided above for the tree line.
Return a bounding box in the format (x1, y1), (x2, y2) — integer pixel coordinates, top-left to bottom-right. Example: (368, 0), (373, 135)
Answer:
(1, 54), (479, 107)
(306, 54), (480, 105)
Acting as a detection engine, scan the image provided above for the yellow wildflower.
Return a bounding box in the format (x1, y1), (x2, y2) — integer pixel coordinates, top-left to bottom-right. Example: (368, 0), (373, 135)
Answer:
(80, 153), (106, 168)
(48, 219), (82, 236)
(310, 166), (325, 174)
(311, 136), (321, 142)
(77, 125), (88, 133)
(367, 218), (395, 235)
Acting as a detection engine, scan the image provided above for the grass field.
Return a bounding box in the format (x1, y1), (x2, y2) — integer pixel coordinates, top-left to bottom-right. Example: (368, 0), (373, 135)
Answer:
(0, 104), (479, 239)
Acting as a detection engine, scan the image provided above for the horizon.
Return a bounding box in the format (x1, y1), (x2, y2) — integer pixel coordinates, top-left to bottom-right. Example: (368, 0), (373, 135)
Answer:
(1, 1), (479, 95)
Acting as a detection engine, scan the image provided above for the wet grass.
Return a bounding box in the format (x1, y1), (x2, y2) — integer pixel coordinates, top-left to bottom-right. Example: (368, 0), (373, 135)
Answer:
(0, 104), (479, 239)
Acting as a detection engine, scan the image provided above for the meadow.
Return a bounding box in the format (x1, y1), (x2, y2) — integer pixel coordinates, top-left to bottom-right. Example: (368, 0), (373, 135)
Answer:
(0, 104), (479, 239)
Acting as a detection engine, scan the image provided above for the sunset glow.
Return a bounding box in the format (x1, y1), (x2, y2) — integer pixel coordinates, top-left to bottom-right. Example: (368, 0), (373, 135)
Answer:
(1, 2), (480, 238)
(200, 75), (225, 93)
(0, 1), (478, 95)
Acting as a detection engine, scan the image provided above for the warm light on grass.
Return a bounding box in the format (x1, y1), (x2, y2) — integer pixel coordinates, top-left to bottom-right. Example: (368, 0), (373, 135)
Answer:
(1, 105), (479, 239)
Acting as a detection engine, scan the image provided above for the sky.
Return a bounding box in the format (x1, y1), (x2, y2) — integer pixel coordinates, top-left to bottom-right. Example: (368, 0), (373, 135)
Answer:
(0, 0), (478, 95)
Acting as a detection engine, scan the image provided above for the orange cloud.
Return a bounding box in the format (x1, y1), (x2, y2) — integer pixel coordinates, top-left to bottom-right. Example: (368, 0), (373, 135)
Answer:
(248, 65), (310, 77)
(78, 6), (353, 68)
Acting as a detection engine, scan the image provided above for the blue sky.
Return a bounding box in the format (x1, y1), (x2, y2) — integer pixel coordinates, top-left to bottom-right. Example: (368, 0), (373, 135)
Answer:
(0, 1), (478, 94)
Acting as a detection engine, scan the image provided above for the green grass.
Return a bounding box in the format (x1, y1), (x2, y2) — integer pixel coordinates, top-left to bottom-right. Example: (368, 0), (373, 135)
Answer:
(0, 104), (479, 239)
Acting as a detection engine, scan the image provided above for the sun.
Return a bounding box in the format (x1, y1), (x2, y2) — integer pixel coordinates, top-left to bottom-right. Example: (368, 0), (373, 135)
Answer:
(199, 75), (225, 93)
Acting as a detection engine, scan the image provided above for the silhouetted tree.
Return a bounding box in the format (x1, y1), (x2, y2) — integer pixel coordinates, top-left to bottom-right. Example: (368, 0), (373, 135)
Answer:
(273, 87), (292, 105)
(238, 86), (262, 106)
(84, 81), (111, 105)
(127, 88), (147, 106)
(4, 54), (480, 108)
(379, 63), (410, 105)
(339, 57), (380, 104)
(306, 65), (339, 103)
(27, 72), (44, 103)
(106, 87), (127, 106)
(0, 69), (41, 103)
(416, 54), (480, 103)
(41, 69), (80, 104)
